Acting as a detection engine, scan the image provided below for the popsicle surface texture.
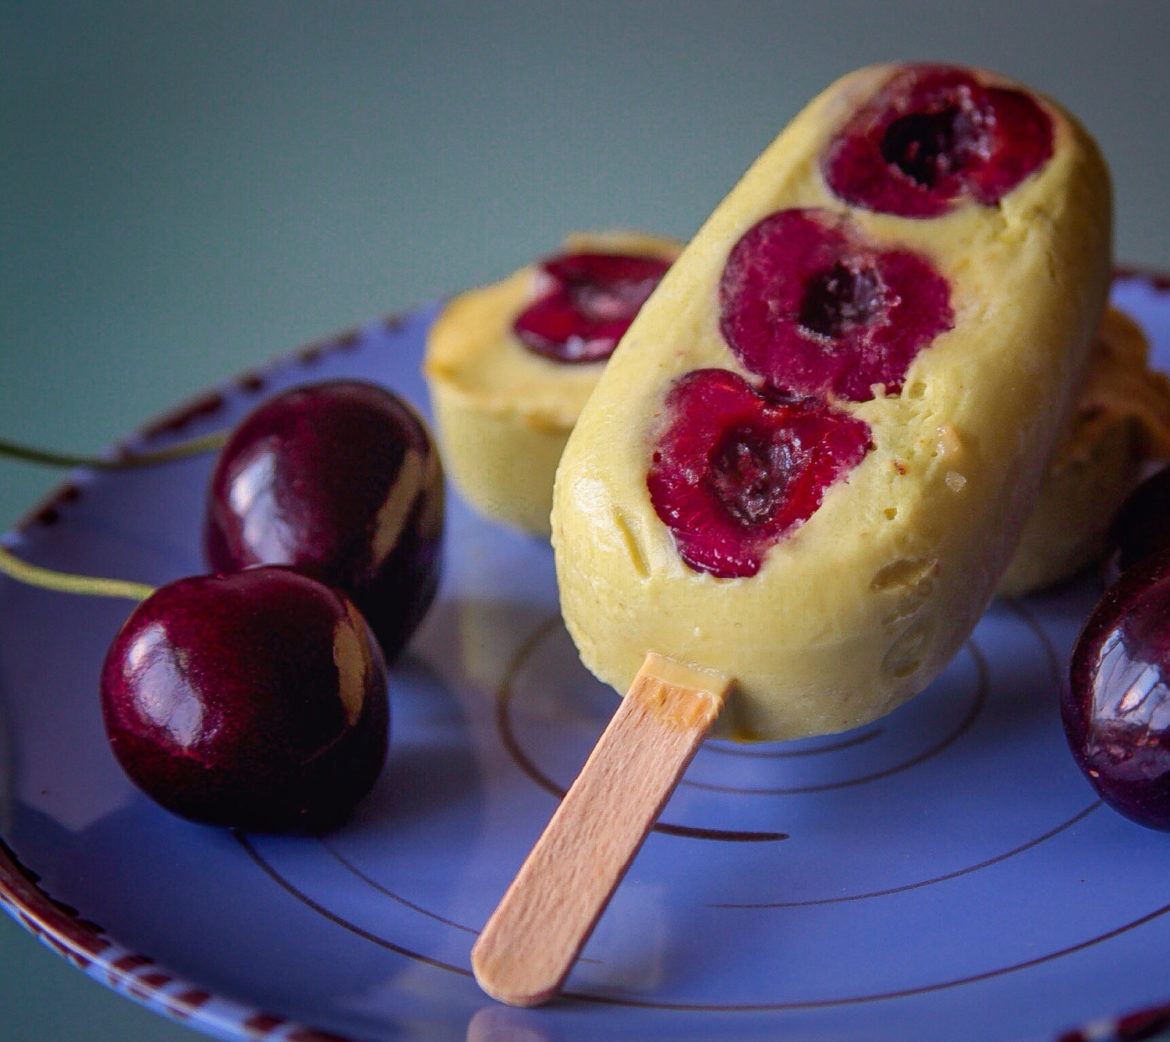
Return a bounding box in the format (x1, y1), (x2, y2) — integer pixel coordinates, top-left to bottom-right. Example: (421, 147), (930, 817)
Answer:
(552, 62), (1113, 742)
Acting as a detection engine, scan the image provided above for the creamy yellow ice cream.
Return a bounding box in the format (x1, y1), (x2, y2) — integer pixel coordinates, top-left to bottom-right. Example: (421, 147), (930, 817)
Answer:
(552, 63), (1112, 741)
(423, 231), (680, 535)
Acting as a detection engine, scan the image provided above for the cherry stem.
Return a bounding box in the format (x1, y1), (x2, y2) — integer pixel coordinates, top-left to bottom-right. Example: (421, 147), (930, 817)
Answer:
(0, 431), (227, 470)
(0, 429), (223, 603)
(0, 544), (154, 603)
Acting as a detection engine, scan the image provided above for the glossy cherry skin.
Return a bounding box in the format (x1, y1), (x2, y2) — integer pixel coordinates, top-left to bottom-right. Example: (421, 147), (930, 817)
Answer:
(1105, 465), (1170, 581)
(204, 380), (443, 662)
(100, 566), (389, 832)
(1064, 549), (1170, 830)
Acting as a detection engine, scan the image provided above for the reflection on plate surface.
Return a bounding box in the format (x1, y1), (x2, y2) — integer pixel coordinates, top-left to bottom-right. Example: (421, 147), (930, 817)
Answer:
(1, 279), (1170, 1042)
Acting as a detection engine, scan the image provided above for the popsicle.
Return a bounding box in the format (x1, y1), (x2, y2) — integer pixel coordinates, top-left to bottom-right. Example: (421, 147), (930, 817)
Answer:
(423, 231), (679, 534)
(428, 236), (1163, 590)
(472, 62), (1112, 1004)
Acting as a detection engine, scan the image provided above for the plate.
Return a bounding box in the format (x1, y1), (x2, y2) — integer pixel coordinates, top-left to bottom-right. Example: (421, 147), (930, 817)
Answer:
(2, 276), (1170, 1042)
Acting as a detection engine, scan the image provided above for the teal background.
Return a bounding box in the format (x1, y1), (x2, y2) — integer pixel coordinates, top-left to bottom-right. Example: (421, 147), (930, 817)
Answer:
(3, 2), (1169, 1038)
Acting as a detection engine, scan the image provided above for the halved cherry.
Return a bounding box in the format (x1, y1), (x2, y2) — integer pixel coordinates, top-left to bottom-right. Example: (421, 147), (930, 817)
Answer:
(647, 368), (872, 578)
(513, 252), (671, 362)
(719, 208), (953, 401)
(822, 63), (1053, 217)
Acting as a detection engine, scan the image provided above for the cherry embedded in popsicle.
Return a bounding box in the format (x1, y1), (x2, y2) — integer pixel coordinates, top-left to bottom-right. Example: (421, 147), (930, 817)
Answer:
(647, 368), (872, 577)
(718, 208), (954, 401)
(822, 63), (1054, 217)
(513, 251), (672, 363)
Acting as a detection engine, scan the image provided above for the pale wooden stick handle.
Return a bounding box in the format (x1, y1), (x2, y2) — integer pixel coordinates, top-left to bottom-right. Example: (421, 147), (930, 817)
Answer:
(471, 652), (730, 1006)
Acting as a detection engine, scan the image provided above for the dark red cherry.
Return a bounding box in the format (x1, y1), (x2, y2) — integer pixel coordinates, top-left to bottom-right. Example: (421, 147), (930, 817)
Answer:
(1065, 549), (1170, 831)
(647, 368), (872, 578)
(1105, 466), (1170, 581)
(719, 208), (953, 401)
(203, 380), (443, 662)
(823, 63), (1053, 217)
(512, 251), (671, 362)
(100, 567), (389, 832)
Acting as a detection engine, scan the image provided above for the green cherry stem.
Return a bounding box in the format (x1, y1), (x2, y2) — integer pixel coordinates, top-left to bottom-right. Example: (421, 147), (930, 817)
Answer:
(0, 429), (220, 601)
(0, 430), (227, 470)
(0, 544), (154, 602)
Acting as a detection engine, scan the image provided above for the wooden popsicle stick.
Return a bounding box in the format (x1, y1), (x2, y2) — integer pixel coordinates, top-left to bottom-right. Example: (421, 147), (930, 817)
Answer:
(471, 651), (731, 1006)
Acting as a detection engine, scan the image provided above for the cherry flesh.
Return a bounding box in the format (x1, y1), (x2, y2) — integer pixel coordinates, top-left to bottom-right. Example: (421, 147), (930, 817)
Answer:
(100, 566), (389, 832)
(204, 380), (443, 662)
(719, 208), (953, 401)
(512, 251), (672, 363)
(822, 64), (1054, 217)
(647, 369), (872, 578)
(1065, 549), (1170, 831)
